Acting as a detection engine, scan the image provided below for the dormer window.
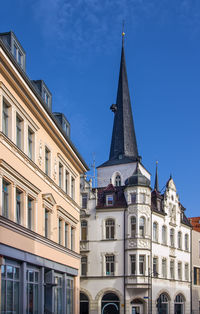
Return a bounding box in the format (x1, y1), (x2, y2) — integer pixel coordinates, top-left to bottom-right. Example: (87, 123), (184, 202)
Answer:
(43, 88), (50, 106)
(115, 175), (121, 187)
(106, 195), (113, 206)
(13, 41), (24, 68)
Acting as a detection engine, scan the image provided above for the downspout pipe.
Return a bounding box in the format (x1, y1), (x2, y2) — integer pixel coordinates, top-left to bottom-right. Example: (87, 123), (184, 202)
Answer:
(190, 227), (192, 314)
(124, 208), (126, 314)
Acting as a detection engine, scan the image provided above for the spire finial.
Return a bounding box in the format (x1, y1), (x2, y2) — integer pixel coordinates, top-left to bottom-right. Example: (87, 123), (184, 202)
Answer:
(122, 20), (125, 46)
(154, 161), (159, 192)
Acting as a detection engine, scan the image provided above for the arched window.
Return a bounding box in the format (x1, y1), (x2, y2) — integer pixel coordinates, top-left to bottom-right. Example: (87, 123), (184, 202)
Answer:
(174, 294), (185, 314)
(157, 293), (169, 314)
(80, 293), (89, 314)
(139, 217), (145, 237)
(170, 228), (175, 247)
(153, 222), (158, 242)
(101, 293), (120, 314)
(131, 216), (136, 237)
(81, 220), (87, 241)
(105, 219), (115, 239)
(162, 226), (167, 245)
(115, 175), (121, 187)
(185, 234), (189, 251)
(178, 231), (182, 249)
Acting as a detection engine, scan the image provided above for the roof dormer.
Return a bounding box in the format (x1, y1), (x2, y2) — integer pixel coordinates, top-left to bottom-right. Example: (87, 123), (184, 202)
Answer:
(32, 80), (52, 110)
(53, 112), (70, 138)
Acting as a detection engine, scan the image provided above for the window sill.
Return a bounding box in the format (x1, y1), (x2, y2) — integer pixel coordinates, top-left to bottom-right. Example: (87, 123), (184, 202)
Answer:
(101, 239), (117, 241)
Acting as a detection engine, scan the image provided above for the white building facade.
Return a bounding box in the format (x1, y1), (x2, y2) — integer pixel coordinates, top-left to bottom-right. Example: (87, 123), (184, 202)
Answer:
(80, 38), (191, 314)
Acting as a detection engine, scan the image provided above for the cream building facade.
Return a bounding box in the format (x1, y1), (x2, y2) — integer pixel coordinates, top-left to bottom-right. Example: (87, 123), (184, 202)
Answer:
(80, 38), (191, 314)
(0, 31), (88, 313)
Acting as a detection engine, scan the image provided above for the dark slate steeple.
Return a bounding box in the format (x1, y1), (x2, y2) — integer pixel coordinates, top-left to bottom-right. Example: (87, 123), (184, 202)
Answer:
(154, 161), (159, 192)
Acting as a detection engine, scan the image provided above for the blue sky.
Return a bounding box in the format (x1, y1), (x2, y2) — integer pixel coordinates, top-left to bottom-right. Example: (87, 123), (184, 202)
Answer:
(1, 0), (200, 217)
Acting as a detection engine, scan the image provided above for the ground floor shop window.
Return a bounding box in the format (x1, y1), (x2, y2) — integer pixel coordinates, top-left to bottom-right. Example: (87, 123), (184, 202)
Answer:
(157, 293), (169, 314)
(66, 277), (74, 313)
(131, 298), (144, 314)
(54, 275), (63, 314)
(1, 263), (20, 314)
(26, 267), (39, 314)
(101, 293), (120, 314)
(80, 292), (89, 314)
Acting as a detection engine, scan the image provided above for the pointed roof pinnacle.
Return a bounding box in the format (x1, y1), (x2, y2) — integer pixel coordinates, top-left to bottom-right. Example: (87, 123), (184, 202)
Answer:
(154, 161), (159, 192)
(108, 32), (139, 164)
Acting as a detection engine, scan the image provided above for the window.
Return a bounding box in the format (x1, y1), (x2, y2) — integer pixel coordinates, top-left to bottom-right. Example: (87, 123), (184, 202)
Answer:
(82, 194), (87, 209)
(139, 255), (145, 275)
(162, 258), (167, 278)
(16, 189), (22, 224)
(28, 197), (33, 229)
(105, 219), (115, 239)
(2, 101), (9, 136)
(45, 209), (49, 238)
(115, 175), (121, 186)
(65, 171), (69, 194)
(71, 227), (75, 250)
(130, 192), (136, 204)
(58, 219), (62, 244)
(162, 226), (167, 245)
(170, 228), (175, 247)
(26, 268), (39, 314)
(66, 277), (74, 314)
(43, 89), (50, 106)
(59, 163), (63, 188)
(2, 179), (9, 218)
(178, 231), (182, 249)
(153, 257), (158, 277)
(157, 294), (169, 313)
(106, 195), (113, 206)
(170, 260), (175, 279)
(54, 275), (63, 314)
(194, 267), (200, 285)
(71, 177), (75, 200)
(131, 216), (136, 237)
(16, 114), (23, 149)
(81, 220), (87, 241)
(81, 256), (87, 276)
(140, 193), (145, 204)
(65, 223), (68, 248)
(130, 255), (136, 275)
(28, 128), (34, 160)
(139, 217), (145, 237)
(1, 264), (20, 313)
(185, 264), (189, 281)
(105, 255), (115, 275)
(174, 294), (185, 314)
(178, 262), (182, 280)
(153, 222), (158, 242)
(45, 146), (50, 176)
(13, 43), (24, 67)
(185, 234), (189, 251)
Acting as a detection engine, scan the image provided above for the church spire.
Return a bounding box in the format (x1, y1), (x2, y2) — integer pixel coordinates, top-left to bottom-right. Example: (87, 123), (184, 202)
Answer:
(109, 32), (139, 164)
(154, 161), (159, 192)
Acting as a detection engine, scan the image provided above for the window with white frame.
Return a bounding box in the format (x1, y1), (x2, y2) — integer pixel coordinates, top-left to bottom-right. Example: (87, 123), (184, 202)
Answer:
(28, 127), (34, 160)
(65, 170), (69, 194)
(105, 255), (115, 276)
(170, 228), (175, 247)
(82, 194), (87, 209)
(58, 218), (62, 244)
(140, 193), (145, 204)
(59, 163), (63, 188)
(162, 225), (167, 245)
(16, 114), (23, 149)
(13, 42), (24, 67)
(106, 195), (113, 206)
(81, 256), (87, 276)
(178, 231), (182, 249)
(162, 258), (167, 278)
(2, 100), (10, 137)
(139, 255), (145, 275)
(65, 223), (68, 248)
(131, 216), (136, 237)
(170, 260), (175, 279)
(130, 255), (136, 275)
(178, 262), (182, 280)
(153, 222), (158, 242)
(115, 174), (121, 186)
(27, 196), (33, 230)
(26, 267), (39, 313)
(45, 146), (51, 176)
(2, 179), (10, 218)
(45, 208), (49, 238)
(16, 188), (22, 224)
(185, 234), (189, 251)
(139, 217), (145, 237)
(153, 257), (158, 277)
(71, 226), (75, 250)
(105, 219), (115, 239)
(130, 192), (136, 204)
(81, 220), (87, 241)
(185, 264), (189, 281)
(71, 177), (75, 200)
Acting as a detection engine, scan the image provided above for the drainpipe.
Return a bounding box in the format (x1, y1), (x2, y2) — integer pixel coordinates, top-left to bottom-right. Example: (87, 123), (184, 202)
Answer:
(150, 209), (152, 314)
(190, 228), (192, 314)
(124, 208), (126, 314)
